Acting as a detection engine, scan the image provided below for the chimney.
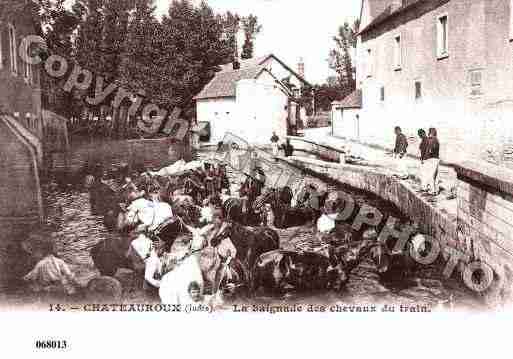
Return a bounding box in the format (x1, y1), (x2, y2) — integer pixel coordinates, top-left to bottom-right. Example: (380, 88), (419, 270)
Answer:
(298, 57), (305, 78)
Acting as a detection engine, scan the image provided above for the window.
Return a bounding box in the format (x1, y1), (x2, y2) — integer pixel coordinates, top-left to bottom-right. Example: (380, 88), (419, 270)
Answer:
(469, 69), (483, 96)
(380, 86), (385, 102)
(22, 41), (32, 84)
(415, 81), (422, 100)
(366, 49), (373, 77)
(436, 15), (449, 59)
(8, 23), (17, 75)
(393, 35), (402, 70)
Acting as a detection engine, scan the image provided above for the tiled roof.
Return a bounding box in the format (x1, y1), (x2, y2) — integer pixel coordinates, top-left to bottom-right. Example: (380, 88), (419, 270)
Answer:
(194, 55), (271, 100)
(359, 0), (425, 35)
(194, 64), (265, 100)
(194, 54), (312, 100)
(336, 89), (362, 109)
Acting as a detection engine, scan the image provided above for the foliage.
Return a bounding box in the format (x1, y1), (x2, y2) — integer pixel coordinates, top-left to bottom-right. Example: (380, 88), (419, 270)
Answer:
(240, 14), (261, 60)
(31, 0), (261, 138)
(328, 19), (359, 99)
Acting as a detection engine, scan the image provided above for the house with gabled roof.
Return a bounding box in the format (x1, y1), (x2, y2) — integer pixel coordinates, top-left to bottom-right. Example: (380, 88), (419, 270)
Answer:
(355, 0), (513, 167)
(194, 54), (312, 145)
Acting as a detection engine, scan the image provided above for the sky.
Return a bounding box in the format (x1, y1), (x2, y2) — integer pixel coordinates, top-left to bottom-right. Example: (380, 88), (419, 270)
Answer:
(154, 0), (362, 84)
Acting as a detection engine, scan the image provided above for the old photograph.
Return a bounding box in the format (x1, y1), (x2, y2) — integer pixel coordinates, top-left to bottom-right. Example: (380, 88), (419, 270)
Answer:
(1, 0), (513, 338)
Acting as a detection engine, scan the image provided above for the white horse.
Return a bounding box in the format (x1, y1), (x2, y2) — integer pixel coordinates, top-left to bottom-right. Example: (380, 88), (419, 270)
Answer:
(158, 224), (208, 305)
(124, 198), (174, 265)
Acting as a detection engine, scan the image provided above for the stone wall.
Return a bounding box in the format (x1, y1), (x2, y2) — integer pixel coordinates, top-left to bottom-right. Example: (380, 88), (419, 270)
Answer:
(454, 161), (513, 296)
(0, 116), (43, 292)
(47, 137), (192, 175)
(280, 156), (458, 252)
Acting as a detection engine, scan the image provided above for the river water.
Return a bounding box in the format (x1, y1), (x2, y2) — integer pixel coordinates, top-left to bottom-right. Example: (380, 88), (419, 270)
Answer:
(32, 147), (485, 311)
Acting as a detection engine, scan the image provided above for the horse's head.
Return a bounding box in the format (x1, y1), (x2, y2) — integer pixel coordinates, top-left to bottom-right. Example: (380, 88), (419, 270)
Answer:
(211, 221), (233, 248)
(216, 257), (246, 300)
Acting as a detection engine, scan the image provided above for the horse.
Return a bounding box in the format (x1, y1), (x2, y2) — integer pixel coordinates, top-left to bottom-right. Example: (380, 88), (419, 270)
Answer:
(250, 241), (371, 296)
(222, 196), (261, 226)
(158, 222), (247, 305)
(183, 176), (206, 204)
(254, 188), (316, 229)
(90, 216), (189, 277)
(210, 221), (280, 279)
(212, 255), (249, 301)
(87, 177), (125, 231)
(367, 238), (418, 284)
(158, 224), (207, 305)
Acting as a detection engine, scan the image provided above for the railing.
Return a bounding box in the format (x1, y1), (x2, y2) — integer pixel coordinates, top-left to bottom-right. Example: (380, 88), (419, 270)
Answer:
(286, 135), (346, 163)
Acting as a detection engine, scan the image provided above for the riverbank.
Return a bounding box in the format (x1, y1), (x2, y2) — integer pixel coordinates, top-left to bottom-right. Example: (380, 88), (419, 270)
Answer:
(276, 131), (513, 306)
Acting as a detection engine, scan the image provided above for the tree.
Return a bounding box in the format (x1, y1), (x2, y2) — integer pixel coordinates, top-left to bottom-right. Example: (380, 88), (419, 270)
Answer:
(221, 11), (240, 62)
(313, 84), (341, 112)
(240, 14), (262, 60)
(156, 0), (234, 116)
(328, 19), (359, 99)
(36, 0), (81, 118)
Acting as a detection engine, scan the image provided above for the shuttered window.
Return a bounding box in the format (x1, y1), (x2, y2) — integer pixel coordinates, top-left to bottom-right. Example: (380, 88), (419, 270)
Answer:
(394, 35), (402, 70)
(8, 23), (17, 75)
(415, 81), (422, 100)
(436, 15), (449, 59)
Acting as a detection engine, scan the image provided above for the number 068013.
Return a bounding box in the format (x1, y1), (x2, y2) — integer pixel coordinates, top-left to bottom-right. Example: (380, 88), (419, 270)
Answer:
(35, 340), (67, 349)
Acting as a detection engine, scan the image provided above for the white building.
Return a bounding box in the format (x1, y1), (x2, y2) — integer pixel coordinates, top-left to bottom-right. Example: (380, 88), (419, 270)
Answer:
(331, 89), (362, 141)
(194, 54), (311, 145)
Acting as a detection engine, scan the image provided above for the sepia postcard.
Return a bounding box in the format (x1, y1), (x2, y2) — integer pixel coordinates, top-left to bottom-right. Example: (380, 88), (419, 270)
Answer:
(1, 0), (512, 357)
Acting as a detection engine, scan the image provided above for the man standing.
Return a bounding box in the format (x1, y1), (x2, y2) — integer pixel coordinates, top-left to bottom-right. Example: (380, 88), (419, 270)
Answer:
(393, 126), (409, 179)
(418, 129), (428, 191)
(190, 119), (201, 150)
(425, 128), (440, 195)
(270, 131), (280, 157)
(281, 139), (295, 157)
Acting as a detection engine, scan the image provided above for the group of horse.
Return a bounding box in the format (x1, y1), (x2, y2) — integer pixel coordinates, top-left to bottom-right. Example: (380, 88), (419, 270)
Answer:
(84, 160), (423, 304)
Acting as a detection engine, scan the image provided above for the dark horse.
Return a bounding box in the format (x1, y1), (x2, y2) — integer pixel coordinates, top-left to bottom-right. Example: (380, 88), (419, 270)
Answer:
(222, 176), (270, 226)
(210, 221), (280, 279)
(90, 217), (190, 277)
(183, 176), (206, 204)
(88, 178), (125, 231)
(254, 188), (315, 229)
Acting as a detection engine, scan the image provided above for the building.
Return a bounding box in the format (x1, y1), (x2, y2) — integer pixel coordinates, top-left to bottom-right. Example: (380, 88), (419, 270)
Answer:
(0, 1), (44, 290)
(194, 54), (312, 145)
(356, 0), (513, 166)
(331, 89), (362, 140)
